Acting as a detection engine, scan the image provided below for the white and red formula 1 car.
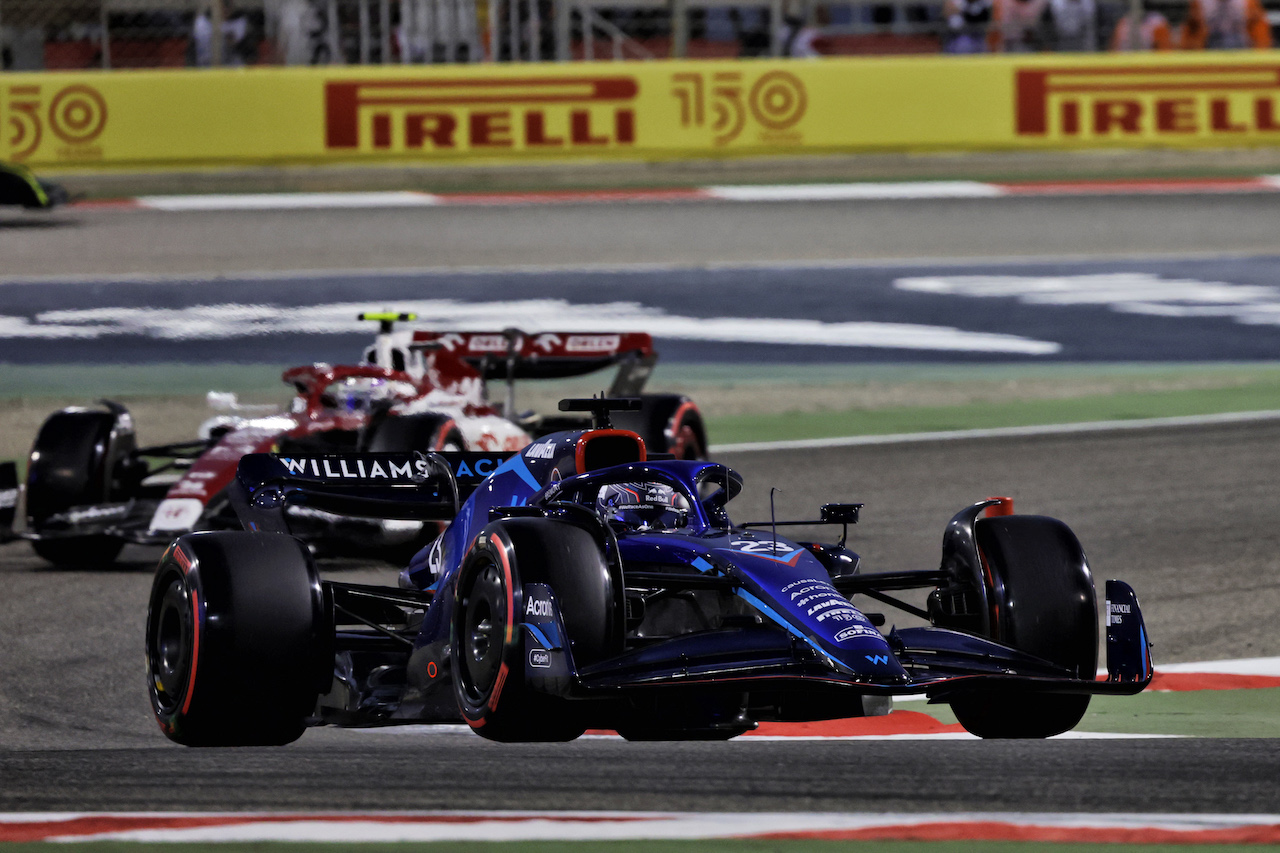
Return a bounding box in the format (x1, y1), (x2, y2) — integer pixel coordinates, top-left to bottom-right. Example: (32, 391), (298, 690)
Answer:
(10, 313), (705, 566)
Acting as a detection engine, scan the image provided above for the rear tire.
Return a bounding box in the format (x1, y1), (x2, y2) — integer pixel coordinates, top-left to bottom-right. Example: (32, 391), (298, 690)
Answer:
(363, 413), (465, 453)
(947, 515), (1098, 739)
(145, 532), (332, 746)
(27, 407), (137, 567)
(362, 413), (465, 562)
(612, 395), (705, 460)
(452, 518), (620, 742)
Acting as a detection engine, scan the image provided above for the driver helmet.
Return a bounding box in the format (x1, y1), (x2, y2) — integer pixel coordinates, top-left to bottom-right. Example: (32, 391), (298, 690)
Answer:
(321, 377), (393, 413)
(597, 482), (690, 531)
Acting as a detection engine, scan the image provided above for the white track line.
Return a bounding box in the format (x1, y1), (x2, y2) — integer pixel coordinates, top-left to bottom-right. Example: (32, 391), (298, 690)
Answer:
(120, 176), (1280, 212)
(704, 181), (1006, 202)
(1158, 656), (1280, 676)
(137, 191), (441, 211)
(712, 409), (1280, 453)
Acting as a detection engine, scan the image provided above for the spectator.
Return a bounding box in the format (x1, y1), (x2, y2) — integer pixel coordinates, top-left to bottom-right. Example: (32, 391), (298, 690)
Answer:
(191, 1), (256, 66)
(1108, 7), (1173, 49)
(1047, 0), (1098, 49)
(943, 0), (992, 52)
(781, 5), (829, 56)
(265, 0), (321, 64)
(1180, 0), (1271, 48)
(987, 0), (1050, 51)
(988, 0), (1049, 50)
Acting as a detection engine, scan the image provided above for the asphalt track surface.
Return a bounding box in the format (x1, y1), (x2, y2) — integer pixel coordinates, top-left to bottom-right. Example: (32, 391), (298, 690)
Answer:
(2, 192), (1280, 815)
(3, 420), (1280, 812)
(2, 192), (1280, 276)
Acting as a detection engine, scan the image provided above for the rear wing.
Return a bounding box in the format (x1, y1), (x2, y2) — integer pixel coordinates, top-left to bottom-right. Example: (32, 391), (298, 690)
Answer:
(232, 451), (514, 533)
(412, 331), (656, 393)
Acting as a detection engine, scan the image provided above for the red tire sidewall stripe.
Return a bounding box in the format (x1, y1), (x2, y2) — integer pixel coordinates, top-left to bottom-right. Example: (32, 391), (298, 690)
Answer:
(174, 544), (201, 718)
(669, 401), (698, 457)
(433, 420), (460, 451)
(487, 533), (516, 713)
(181, 587), (201, 717)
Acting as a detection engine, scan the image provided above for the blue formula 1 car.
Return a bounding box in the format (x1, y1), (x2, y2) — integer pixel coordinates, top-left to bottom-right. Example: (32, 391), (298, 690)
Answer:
(145, 399), (1152, 745)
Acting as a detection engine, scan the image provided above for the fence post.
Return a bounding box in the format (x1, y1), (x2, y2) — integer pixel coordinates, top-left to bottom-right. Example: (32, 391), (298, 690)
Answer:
(211, 0), (225, 65)
(769, 0), (782, 55)
(555, 0), (570, 59)
(100, 1), (112, 69)
(671, 0), (688, 56)
(381, 0), (392, 60)
(359, 0), (370, 62)
(529, 0), (541, 58)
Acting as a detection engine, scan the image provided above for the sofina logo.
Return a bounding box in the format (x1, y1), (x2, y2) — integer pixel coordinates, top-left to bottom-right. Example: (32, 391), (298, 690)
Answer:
(325, 77), (637, 153)
(1015, 64), (1280, 139)
(3, 83), (108, 161)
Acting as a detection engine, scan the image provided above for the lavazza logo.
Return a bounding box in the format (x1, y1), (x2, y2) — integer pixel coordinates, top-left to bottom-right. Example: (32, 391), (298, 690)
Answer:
(325, 77), (637, 153)
(1015, 64), (1280, 138)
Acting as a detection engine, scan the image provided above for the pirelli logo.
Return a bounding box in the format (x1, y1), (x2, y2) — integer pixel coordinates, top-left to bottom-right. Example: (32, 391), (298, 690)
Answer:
(1016, 65), (1280, 138)
(325, 77), (638, 152)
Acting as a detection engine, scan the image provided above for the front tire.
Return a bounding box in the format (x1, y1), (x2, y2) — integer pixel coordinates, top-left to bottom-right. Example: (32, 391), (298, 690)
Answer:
(146, 532), (332, 746)
(947, 515), (1098, 739)
(452, 519), (620, 742)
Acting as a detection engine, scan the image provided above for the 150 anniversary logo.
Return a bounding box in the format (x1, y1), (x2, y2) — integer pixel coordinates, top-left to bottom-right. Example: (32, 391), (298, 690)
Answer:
(671, 69), (807, 146)
(3, 83), (108, 161)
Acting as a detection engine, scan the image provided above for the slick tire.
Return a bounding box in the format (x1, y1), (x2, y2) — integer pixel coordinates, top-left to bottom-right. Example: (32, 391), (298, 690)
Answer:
(452, 518), (620, 742)
(611, 395), (706, 460)
(363, 413), (466, 453)
(949, 515), (1098, 739)
(27, 407), (137, 567)
(146, 532), (332, 747)
(362, 412), (465, 562)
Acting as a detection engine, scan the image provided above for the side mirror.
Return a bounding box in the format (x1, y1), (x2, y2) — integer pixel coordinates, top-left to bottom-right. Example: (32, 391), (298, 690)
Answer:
(821, 503), (862, 524)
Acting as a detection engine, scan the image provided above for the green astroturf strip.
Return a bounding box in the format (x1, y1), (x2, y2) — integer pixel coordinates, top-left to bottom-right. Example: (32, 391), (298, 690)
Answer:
(898, 687), (1280, 738)
(8, 841), (1280, 853)
(707, 381), (1280, 444)
(1079, 687), (1280, 738)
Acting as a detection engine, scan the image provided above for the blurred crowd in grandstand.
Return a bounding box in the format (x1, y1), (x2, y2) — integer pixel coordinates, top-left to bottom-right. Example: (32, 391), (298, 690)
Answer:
(0, 0), (1275, 70)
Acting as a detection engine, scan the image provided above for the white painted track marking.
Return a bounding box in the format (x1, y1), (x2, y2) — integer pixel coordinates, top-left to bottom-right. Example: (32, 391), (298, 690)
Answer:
(712, 409), (1280, 453)
(703, 181), (1006, 202)
(136, 191), (441, 211)
(1158, 656), (1280, 676)
(113, 175), (1280, 212)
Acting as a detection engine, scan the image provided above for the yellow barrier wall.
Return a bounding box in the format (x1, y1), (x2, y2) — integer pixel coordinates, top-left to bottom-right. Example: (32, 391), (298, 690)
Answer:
(4, 53), (1280, 169)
